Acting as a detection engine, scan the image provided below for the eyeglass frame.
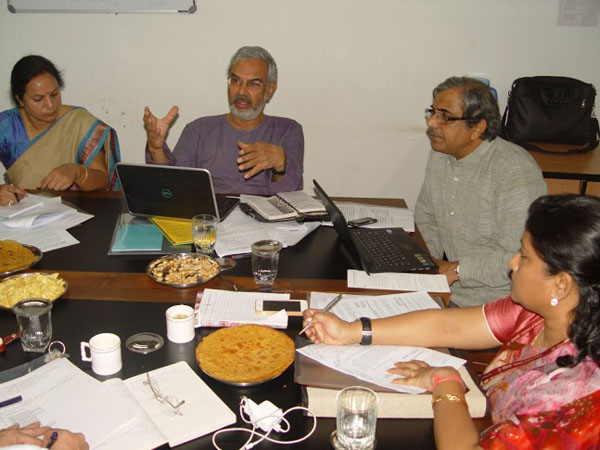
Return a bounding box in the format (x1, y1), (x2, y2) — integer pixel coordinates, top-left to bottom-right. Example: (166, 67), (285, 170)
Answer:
(227, 74), (265, 92)
(424, 107), (470, 126)
(144, 373), (185, 416)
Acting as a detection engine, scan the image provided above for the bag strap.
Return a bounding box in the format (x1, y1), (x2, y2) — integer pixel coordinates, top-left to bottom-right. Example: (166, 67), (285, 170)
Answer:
(520, 117), (599, 155)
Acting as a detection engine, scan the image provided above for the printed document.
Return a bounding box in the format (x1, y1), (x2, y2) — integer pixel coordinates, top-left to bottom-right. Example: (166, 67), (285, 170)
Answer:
(348, 269), (450, 293)
(309, 291), (441, 322)
(195, 288), (290, 328)
(214, 208), (319, 256)
(297, 344), (466, 394)
(322, 202), (415, 232)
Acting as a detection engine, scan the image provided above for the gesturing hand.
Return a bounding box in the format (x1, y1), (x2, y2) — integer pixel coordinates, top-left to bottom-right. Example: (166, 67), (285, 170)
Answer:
(237, 140), (286, 179)
(143, 106), (179, 151)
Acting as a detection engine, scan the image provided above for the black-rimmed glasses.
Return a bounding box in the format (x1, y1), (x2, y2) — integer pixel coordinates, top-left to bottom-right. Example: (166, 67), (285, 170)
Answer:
(425, 108), (469, 125)
(144, 373), (185, 416)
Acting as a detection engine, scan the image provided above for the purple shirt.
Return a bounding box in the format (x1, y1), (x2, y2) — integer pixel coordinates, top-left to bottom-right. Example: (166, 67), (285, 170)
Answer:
(146, 114), (303, 195)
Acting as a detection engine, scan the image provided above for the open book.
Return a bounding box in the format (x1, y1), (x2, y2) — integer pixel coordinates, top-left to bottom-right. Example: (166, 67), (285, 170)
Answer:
(241, 191), (327, 221)
(0, 357), (236, 449)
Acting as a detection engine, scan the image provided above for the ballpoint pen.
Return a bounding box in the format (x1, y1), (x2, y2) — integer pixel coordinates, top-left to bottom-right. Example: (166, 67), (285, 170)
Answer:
(47, 431), (58, 449)
(299, 293), (343, 336)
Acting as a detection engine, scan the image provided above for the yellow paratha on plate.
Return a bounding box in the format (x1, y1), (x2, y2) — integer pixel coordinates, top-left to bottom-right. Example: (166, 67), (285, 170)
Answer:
(196, 324), (295, 384)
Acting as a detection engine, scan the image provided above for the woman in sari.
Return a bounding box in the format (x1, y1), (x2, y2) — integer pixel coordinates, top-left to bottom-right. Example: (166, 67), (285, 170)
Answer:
(303, 194), (600, 449)
(0, 55), (120, 207)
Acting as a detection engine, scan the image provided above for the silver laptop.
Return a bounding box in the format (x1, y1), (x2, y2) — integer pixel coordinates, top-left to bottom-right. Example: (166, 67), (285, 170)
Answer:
(116, 163), (239, 221)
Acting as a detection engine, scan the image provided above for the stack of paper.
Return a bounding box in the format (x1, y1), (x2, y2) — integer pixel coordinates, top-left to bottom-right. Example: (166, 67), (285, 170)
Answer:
(195, 288), (291, 329)
(0, 194), (93, 252)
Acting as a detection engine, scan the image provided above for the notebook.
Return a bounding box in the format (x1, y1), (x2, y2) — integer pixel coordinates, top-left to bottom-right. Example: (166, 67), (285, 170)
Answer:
(116, 163), (239, 221)
(241, 191), (327, 221)
(313, 179), (438, 273)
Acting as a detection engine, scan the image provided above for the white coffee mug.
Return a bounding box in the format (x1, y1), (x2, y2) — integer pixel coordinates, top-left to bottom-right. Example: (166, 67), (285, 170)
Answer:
(166, 305), (195, 343)
(80, 333), (122, 376)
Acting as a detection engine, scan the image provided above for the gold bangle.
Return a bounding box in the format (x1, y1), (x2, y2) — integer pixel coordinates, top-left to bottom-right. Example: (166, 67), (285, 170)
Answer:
(431, 393), (465, 407)
(78, 166), (89, 186)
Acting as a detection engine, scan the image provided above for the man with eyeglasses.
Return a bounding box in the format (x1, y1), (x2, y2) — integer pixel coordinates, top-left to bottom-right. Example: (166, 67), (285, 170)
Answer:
(143, 46), (303, 194)
(415, 77), (546, 307)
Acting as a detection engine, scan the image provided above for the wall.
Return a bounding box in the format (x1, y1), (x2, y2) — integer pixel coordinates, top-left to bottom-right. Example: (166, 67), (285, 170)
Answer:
(1, 0), (599, 207)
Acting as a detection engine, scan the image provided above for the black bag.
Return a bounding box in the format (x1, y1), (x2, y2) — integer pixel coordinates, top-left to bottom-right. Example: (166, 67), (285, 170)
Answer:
(501, 76), (599, 154)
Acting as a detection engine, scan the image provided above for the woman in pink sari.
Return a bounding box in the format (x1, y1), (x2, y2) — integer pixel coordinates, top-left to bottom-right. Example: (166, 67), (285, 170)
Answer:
(303, 194), (600, 449)
(0, 55), (120, 207)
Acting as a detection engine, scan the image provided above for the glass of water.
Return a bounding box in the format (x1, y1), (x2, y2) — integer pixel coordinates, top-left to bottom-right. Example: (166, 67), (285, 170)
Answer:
(192, 214), (218, 254)
(12, 298), (53, 353)
(333, 386), (378, 450)
(251, 240), (283, 286)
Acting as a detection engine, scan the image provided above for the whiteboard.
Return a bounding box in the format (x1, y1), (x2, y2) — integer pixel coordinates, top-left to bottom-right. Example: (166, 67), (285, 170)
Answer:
(7, 0), (197, 13)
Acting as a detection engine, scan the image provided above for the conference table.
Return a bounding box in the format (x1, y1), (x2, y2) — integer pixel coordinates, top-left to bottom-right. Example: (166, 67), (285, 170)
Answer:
(0, 191), (485, 449)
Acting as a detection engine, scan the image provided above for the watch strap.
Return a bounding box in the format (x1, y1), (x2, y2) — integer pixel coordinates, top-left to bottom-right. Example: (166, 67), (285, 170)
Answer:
(359, 317), (373, 345)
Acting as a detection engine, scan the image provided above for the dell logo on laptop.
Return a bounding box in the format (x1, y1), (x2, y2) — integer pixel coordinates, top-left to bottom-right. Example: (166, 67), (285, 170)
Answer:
(161, 188), (173, 199)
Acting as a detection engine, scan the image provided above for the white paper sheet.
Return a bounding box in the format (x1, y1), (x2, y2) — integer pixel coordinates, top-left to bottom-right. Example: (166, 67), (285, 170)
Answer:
(309, 291), (440, 322)
(214, 208), (320, 256)
(0, 226), (79, 252)
(347, 269), (450, 293)
(321, 202), (415, 232)
(0, 194), (44, 219)
(297, 344), (465, 394)
(0, 358), (131, 449)
(195, 288), (290, 328)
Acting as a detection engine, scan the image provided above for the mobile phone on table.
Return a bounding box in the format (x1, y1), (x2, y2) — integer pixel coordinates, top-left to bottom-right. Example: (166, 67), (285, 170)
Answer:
(348, 216), (378, 227)
(255, 299), (308, 316)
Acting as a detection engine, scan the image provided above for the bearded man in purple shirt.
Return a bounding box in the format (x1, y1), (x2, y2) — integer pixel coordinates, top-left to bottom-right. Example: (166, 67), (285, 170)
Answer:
(143, 46), (303, 195)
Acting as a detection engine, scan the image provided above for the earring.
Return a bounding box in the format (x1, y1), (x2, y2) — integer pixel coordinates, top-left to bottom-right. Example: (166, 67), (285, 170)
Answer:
(550, 298), (558, 307)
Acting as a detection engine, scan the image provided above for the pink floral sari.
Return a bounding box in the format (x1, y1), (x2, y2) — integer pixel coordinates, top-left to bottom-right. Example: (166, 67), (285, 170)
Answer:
(478, 298), (600, 448)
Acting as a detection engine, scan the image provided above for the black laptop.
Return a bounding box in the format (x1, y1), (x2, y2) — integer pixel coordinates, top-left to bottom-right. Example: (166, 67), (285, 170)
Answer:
(116, 163), (239, 221)
(313, 180), (437, 273)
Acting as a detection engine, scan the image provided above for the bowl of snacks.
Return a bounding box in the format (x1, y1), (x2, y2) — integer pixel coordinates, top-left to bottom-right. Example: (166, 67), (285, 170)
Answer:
(0, 240), (42, 277)
(146, 253), (221, 288)
(0, 272), (68, 310)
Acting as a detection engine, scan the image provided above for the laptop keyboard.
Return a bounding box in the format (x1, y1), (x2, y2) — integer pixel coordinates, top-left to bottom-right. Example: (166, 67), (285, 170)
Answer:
(351, 228), (413, 271)
(216, 197), (240, 221)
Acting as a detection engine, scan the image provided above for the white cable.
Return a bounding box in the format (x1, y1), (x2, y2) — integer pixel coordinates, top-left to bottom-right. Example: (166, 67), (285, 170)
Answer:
(212, 397), (317, 450)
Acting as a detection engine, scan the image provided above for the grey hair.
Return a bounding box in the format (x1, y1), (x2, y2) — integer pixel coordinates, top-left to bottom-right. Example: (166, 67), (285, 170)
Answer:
(432, 76), (501, 140)
(227, 46), (278, 85)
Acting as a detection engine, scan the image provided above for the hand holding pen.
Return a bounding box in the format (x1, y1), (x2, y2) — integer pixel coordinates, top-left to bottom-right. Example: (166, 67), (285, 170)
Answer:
(0, 184), (27, 207)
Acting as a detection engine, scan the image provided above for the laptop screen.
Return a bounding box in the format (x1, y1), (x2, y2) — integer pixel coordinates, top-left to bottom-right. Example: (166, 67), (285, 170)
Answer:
(116, 163), (220, 219)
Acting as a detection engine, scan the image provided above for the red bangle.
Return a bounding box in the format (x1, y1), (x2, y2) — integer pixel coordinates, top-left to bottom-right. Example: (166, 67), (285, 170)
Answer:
(430, 373), (465, 392)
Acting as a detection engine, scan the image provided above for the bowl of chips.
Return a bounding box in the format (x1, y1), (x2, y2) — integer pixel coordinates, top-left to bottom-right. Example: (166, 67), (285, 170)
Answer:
(0, 272), (68, 310)
(0, 240), (42, 277)
(146, 253), (222, 288)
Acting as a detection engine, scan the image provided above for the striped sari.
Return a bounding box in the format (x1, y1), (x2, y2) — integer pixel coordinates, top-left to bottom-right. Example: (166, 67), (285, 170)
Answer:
(1, 107), (120, 190)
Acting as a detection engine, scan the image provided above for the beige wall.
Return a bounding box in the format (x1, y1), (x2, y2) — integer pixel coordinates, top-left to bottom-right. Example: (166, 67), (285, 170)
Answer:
(1, 0), (599, 207)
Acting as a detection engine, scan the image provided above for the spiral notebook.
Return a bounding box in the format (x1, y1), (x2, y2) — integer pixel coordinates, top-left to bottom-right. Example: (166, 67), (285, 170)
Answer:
(240, 191), (327, 221)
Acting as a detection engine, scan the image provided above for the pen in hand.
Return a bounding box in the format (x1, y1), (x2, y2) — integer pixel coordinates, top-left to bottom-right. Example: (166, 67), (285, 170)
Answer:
(299, 293), (343, 336)
(47, 431), (58, 449)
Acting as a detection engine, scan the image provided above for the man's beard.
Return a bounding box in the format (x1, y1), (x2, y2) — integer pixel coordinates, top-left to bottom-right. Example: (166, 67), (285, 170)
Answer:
(229, 94), (267, 121)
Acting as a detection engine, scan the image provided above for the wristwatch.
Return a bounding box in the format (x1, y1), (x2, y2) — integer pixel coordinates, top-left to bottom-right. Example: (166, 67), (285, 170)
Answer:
(359, 317), (373, 345)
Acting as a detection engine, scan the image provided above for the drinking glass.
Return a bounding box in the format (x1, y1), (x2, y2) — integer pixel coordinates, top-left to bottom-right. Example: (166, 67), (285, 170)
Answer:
(12, 298), (53, 353)
(251, 240), (283, 286)
(192, 214), (218, 254)
(333, 386), (378, 450)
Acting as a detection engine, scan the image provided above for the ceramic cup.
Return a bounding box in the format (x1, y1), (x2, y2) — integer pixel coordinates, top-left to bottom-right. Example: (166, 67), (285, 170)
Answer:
(165, 304), (195, 343)
(80, 333), (122, 376)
